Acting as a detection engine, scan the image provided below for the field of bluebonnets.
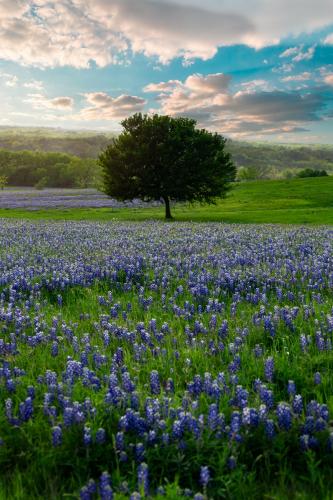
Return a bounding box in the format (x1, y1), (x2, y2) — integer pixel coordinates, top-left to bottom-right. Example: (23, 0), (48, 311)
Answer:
(0, 219), (333, 499)
(0, 188), (160, 209)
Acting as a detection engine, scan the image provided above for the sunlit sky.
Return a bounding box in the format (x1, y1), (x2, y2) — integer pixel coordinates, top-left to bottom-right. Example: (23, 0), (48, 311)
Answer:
(1, 0), (333, 142)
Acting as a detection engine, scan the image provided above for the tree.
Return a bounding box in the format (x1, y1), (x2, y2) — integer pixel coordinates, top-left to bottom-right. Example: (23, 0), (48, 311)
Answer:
(99, 113), (236, 219)
(236, 165), (273, 181)
(0, 175), (8, 190)
(296, 168), (328, 178)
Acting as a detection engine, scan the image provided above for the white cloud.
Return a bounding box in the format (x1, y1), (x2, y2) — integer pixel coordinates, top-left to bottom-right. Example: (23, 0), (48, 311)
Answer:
(237, 79), (272, 94)
(24, 93), (74, 110)
(0, 0), (331, 67)
(279, 45), (316, 62)
(279, 46), (300, 58)
(144, 72), (325, 138)
(281, 72), (312, 82)
(144, 73), (231, 116)
(0, 72), (18, 87)
(75, 92), (147, 120)
(144, 80), (182, 93)
(279, 64), (295, 73)
(292, 45), (316, 62)
(324, 33), (333, 45)
(23, 80), (44, 90)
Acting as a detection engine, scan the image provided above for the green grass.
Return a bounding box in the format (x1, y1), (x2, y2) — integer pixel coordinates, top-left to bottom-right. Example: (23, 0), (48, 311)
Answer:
(1, 177), (333, 224)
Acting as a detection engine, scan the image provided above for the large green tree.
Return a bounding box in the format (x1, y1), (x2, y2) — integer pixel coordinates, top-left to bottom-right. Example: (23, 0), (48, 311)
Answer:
(99, 113), (236, 219)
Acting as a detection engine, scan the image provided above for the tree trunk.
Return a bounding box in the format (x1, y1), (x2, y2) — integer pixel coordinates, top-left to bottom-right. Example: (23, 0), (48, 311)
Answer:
(163, 195), (173, 220)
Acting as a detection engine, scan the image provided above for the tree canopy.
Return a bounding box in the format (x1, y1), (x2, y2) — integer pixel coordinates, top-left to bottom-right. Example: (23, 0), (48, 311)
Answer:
(0, 149), (100, 188)
(296, 168), (328, 178)
(99, 113), (236, 219)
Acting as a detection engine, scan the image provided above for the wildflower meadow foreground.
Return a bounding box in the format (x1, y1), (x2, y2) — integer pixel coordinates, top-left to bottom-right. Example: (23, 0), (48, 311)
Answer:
(0, 220), (332, 499)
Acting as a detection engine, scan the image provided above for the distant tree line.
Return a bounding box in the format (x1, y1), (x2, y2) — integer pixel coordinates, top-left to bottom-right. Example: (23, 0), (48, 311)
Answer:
(0, 149), (101, 188)
(228, 140), (333, 180)
(0, 127), (112, 158)
(296, 168), (328, 178)
(0, 128), (332, 187)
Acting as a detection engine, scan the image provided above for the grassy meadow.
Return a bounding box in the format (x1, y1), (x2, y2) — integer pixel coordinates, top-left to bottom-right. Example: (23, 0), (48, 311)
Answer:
(0, 176), (332, 224)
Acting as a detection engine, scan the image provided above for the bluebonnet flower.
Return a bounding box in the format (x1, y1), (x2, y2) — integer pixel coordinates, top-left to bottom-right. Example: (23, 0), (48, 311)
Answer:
(242, 407), (259, 427)
(51, 341), (58, 357)
(19, 397), (33, 422)
(137, 463), (149, 496)
(52, 426), (62, 446)
(230, 411), (241, 434)
(135, 443), (145, 462)
(83, 426), (92, 446)
(264, 357), (274, 382)
(96, 428), (106, 444)
(287, 380), (296, 396)
(276, 403), (292, 430)
(300, 335), (308, 352)
(27, 385), (35, 399)
(200, 466), (210, 486)
(99, 472), (113, 500)
(253, 344), (263, 358)
(259, 386), (274, 409)
(208, 404), (218, 431)
(303, 416), (315, 434)
(166, 378), (174, 393)
(293, 395), (303, 415)
(315, 417), (326, 431)
(150, 370), (160, 395)
(116, 431), (125, 452)
(265, 419), (275, 439)
(314, 372), (321, 385)
(79, 486), (91, 500)
(130, 493), (141, 500)
(6, 379), (15, 393)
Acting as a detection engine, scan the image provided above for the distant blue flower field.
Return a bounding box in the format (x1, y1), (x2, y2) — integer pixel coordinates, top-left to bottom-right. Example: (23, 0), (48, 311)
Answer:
(0, 220), (332, 498)
(0, 188), (161, 209)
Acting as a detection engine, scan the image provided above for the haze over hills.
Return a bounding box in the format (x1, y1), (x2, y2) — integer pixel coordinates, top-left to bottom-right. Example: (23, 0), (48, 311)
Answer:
(0, 127), (333, 177)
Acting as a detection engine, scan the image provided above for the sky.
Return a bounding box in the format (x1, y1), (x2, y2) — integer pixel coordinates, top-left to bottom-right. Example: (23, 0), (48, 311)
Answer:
(0, 0), (333, 143)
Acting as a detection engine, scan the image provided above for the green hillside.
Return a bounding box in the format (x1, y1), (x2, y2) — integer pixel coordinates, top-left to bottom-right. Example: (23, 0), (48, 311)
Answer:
(0, 127), (332, 176)
(227, 140), (333, 176)
(1, 176), (332, 224)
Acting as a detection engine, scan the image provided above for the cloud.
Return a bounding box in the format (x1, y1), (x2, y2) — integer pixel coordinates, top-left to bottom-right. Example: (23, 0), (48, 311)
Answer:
(144, 80), (182, 93)
(145, 72), (325, 138)
(237, 79), (272, 94)
(292, 45), (316, 62)
(324, 74), (333, 86)
(144, 73), (232, 117)
(0, 72), (18, 87)
(76, 92), (147, 120)
(324, 33), (333, 45)
(279, 45), (316, 62)
(281, 72), (312, 82)
(23, 80), (44, 90)
(24, 93), (74, 110)
(279, 46), (300, 58)
(0, 0), (332, 67)
(0, 0), (27, 18)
